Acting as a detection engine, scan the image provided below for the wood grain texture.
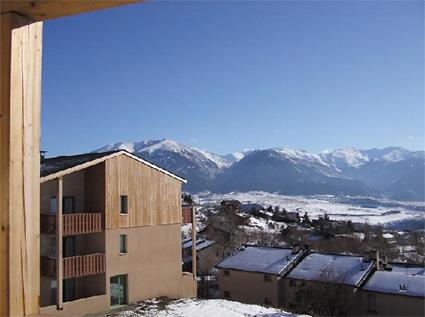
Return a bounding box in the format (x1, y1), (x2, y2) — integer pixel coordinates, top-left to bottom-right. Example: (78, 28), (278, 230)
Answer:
(0, 13), (42, 316)
(105, 155), (182, 229)
(1, 0), (143, 22)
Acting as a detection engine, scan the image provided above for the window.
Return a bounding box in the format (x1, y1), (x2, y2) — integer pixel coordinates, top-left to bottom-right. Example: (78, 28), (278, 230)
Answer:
(223, 270), (230, 277)
(264, 274), (272, 282)
(224, 291), (231, 299)
(50, 197), (57, 214)
(120, 234), (127, 254)
(110, 275), (127, 306)
(289, 280), (297, 287)
(120, 195), (128, 214)
(367, 293), (377, 312)
(264, 297), (272, 305)
(63, 196), (74, 214)
(50, 280), (57, 304)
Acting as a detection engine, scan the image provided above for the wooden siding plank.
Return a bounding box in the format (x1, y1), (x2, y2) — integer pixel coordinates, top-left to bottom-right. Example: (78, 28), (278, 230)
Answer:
(105, 155), (182, 229)
(0, 14), (42, 316)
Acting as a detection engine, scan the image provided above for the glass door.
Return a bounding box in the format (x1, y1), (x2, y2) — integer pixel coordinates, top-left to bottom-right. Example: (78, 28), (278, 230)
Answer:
(110, 275), (127, 306)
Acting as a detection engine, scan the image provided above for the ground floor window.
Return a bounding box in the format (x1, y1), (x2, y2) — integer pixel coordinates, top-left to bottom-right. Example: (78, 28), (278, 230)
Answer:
(110, 274), (127, 306)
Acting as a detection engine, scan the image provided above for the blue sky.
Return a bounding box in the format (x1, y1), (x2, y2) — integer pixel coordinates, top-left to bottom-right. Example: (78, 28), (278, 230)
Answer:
(42, 0), (424, 156)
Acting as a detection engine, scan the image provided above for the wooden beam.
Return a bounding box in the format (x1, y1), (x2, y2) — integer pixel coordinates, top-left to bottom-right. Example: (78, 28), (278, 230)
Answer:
(1, 0), (143, 22)
(56, 177), (63, 310)
(191, 207), (197, 279)
(0, 13), (42, 316)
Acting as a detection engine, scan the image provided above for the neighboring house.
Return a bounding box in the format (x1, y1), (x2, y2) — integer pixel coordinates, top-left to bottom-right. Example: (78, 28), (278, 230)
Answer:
(182, 237), (217, 275)
(359, 264), (425, 316)
(39, 150), (197, 316)
(217, 245), (305, 307)
(283, 252), (375, 315)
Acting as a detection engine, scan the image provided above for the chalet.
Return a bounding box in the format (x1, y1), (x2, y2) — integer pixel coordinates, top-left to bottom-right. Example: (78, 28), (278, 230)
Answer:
(39, 150), (196, 316)
(283, 252), (375, 315)
(359, 263), (425, 316)
(217, 245), (305, 307)
(182, 237), (218, 275)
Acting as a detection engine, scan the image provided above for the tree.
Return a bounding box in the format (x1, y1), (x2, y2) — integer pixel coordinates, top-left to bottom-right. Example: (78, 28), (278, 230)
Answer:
(290, 269), (353, 316)
(302, 212), (311, 226)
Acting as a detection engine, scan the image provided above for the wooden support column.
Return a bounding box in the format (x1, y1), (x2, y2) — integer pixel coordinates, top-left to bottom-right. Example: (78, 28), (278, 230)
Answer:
(0, 13), (42, 316)
(56, 177), (63, 310)
(191, 206), (197, 278)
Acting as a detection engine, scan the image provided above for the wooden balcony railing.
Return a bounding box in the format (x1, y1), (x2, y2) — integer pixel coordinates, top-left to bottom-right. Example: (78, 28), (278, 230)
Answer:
(41, 213), (102, 236)
(41, 253), (105, 279)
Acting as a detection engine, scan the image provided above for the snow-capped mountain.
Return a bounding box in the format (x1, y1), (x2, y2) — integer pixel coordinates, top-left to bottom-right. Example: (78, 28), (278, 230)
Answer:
(95, 139), (231, 191)
(94, 140), (424, 200)
(213, 149), (373, 196)
(320, 147), (425, 200)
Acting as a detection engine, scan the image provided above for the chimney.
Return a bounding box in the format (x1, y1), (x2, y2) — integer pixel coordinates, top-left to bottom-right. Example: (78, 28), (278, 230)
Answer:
(40, 150), (47, 163)
(291, 244), (300, 254)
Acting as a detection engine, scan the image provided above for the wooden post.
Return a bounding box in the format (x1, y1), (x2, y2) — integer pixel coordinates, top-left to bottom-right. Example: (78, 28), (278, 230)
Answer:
(0, 13), (42, 316)
(56, 177), (63, 310)
(191, 206), (197, 278)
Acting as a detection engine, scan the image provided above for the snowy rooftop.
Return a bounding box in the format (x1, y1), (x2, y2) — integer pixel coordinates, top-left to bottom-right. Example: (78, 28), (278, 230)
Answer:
(364, 271), (425, 297)
(217, 246), (302, 275)
(182, 238), (214, 252)
(388, 264), (425, 276)
(287, 253), (374, 286)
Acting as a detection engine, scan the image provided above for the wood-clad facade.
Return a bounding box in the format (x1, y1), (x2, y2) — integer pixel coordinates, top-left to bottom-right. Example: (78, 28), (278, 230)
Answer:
(105, 155), (182, 229)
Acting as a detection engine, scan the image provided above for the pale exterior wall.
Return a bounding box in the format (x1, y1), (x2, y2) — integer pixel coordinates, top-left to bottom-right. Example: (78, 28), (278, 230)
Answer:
(39, 294), (109, 317)
(105, 224), (194, 303)
(281, 278), (361, 315)
(218, 269), (281, 307)
(358, 290), (425, 316)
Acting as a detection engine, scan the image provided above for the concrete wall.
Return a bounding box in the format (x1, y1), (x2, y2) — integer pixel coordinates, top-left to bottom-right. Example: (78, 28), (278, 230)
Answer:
(105, 223), (196, 303)
(218, 269), (281, 307)
(39, 294), (109, 317)
(358, 290), (424, 316)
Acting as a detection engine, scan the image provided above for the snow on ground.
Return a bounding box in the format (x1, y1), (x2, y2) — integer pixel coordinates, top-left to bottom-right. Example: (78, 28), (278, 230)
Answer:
(107, 298), (306, 317)
(196, 191), (424, 226)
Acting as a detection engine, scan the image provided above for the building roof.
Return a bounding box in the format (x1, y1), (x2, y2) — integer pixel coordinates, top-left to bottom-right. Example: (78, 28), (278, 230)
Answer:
(40, 150), (186, 183)
(388, 264), (425, 276)
(216, 246), (303, 276)
(287, 253), (374, 287)
(363, 271), (425, 297)
(182, 237), (215, 252)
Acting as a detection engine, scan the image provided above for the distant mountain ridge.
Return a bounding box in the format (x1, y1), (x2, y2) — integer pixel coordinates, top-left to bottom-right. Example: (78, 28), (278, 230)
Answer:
(94, 139), (425, 201)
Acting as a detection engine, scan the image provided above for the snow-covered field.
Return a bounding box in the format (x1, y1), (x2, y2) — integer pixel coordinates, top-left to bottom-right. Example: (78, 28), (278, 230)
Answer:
(196, 191), (425, 228)
(107, 298), (306, 317)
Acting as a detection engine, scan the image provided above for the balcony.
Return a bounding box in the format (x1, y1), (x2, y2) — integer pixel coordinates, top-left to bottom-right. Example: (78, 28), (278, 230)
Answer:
(41, 253), (105, 279)
(41, 213), (102, 236)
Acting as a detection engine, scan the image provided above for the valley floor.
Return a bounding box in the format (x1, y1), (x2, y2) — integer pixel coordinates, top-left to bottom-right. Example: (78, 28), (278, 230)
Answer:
(106, 298), (305, 317)
(197, 191), (425, 229)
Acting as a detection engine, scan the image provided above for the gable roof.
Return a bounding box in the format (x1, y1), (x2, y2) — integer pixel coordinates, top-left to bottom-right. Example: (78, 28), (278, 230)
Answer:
(388, 263), (425, 276)
(40, 150), (186, 183)
(363, 271), (425, 298)
(217, 246), (304, 276)
(287, 253), (375, 287)
(182, 237), (215, 252)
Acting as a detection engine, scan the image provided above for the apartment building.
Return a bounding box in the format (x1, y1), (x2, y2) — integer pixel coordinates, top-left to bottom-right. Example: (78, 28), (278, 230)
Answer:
(217, 245), (305, 307)
(39, 150), (196, 316)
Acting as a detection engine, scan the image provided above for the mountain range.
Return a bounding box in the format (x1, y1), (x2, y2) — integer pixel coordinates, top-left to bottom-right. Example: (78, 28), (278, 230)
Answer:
(95, 139), (425, 201)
